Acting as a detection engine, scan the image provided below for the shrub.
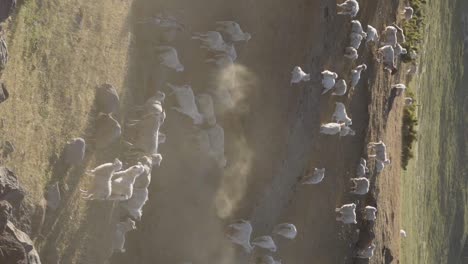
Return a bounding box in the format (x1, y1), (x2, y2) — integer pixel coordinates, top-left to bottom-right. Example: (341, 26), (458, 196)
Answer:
(401, 0), (427, 63)
(401, 90), (419, 169)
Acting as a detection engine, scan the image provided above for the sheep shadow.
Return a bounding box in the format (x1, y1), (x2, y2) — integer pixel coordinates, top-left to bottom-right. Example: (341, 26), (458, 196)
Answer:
(384, 87), (399, 120)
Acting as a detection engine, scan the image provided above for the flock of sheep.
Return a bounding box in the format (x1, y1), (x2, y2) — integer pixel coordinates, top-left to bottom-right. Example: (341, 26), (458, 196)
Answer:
(58, 0), (418, 262)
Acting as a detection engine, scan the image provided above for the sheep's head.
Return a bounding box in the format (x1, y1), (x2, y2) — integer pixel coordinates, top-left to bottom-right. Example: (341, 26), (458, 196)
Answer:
(244, 32), (252, 42)
(113, 158), (123, 170)
(151, 154), (163, 167)
(155, 91), (166, 102)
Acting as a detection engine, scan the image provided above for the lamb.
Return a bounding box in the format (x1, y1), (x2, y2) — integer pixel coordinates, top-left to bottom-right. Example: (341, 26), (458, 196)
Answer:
(335, 203), (357, 224)
(133, 156), (154, 189)
(363, 206), (377, 221)
(80, 158), (123, 200)
(332, 79), (347, 96)
(156, 46), (184, 72)
(272, 223), (297, 240)
(166, 83), (203, 125)
(215, 21), (251, 42)
(206, 124), (227, 168)
(320, 122), (345, 136)
(125, 113), (163, 155)
(226, 219), (253, 253)
(321, 70), (338, 94)
(301, 168), (325, 184)
(351, 20), (367, 38)
(108, 163), (145, 201)
(112, 218), (136, 253)
(205, 53), (234, 68)
(378, 45), (397, 74)
(383, 26), (398, 47)
(402, 7), (414, 20)
(349, 32), (364, 49)
(350, 177), (370, 195)
(394, 43), (408, 56)
(251, 236), (277, 252)
(94, 112), (122, 149)
(356, 243), (376, 259)
(120, 187), (149, 221)
(344, 47), (358, 60)
(350, 64), (367, 89)
(332, 102), (352, 126)
(400, 229), (407, 237)
(195, 93), (217, 126)
(366, 25), (379, 44)
(291, 66), (310, 84)
(337, 0), (359, 18)
(192, 31), (237, 60)
(63, 137), (86, 165)
(356, 158), (369, 177)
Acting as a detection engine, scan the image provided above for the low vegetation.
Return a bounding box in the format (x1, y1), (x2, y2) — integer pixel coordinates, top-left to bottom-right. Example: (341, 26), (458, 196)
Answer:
(401, 0), (427, 62)
(401, 90), (418, 170)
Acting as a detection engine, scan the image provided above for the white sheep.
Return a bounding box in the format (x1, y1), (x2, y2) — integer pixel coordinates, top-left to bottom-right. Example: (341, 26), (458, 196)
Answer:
(402, 7), (414, 20)
(392, 83), (406, 91)
(392, 23), (406, 43)
(272, 223), (297, 240)
(156, 46), (184, 72)
(291, 66), (311, 84)
(356, 243), (376, 259)
(350, 177), (370, 195)
(356, 158), (369, 177)
(251, 236), (277, 252)
(366, 25), (379, 44)
(133, 156), (153, 189)
(332, 79), (347, 96)
(215, 21), (251, 42)
(350, 64), (367, 89)
(120, 187), (149, 221)
(400, 229), (407, 237)
(205, 53), (234, 68)
(206, 124), (227, 168)
(94, 112), (122, 149)
(337, 0), (359, 18)
(108, 163), (145, 201)
(368, 140), (391, 165)
(192, 31), (237, 60)
(363, 206), (377, 221)
(125, 113), (163, 155)
(332, 102), (352, 126)
(226, 219), (253, 253)
(80, 158), (123, 200)
(351, 20), (367, 38)
(344, 46), (358, 60)
(383, 26), (398, 47)
(321, 70), (338, 94)
(377, 45), (397, 73)
(301, 168), (325, 184)
(167, 83), (204, 125)
(349, 32), (364, 49)
(375, 159), (385, 173)
(132, 92), (166, 124)
(320, 122), (345, 135)
(112, 218), (136, 253)
(195, 93), (217, 126)
(395, 43), (407, 56)
(335, 203), (357, 224)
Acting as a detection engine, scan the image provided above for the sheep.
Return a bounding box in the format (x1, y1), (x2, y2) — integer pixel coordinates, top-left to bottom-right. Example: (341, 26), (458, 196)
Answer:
(351, 20), (367, 38)
(400, 229), (407, 237)
(256, 255), (282, 264)
(320, 122), (345, 135)
(375, 160), (385, 173)
(95, 83), (120, 116)
(80, 158), (123, 200)
(366, 25), (379, 44)
(391, 83), (406, 91)
(132, 92), (166, 125)
(138, 13), (185, 31)
(402, 7), (414, 20)
(350, 64), (367, 89)
(356, 158), (369, 177)
(368, 141), (391, 165)
(124, 113), (163, 155)
(215, 21), (251, 42)
(383, 26), (398, 47)
(272, 223), (297, 239)
(112, 218), (136, 253)
(166, 83), (203, 125)
(301, 168), (325, 184)
(94, 112), (122, 149)
(195, 93), (217, 126)
(251, 236), (277, 252)
(108, 163), (145, 201)
(63, 137), (86, 166)
(344, 47), (358, 60)
(356, 243), (376, 259)
(349, 32), (363, 49)
(392, 23), (406, 43)
(350, 177), (370, 195)
(133, 156), (153, 189)
(291, 66), (310, 84)
(363, 206), (377, 221)
(120, 187), (148, 221)
(337, 0), (359, 18)
(321, 70), (338, 94)
(205, 53), (234, 68)
(206, 124), (227, 168)
(340, 125), (356, 137)
(404, 97), (414, 106)
(156, 46), (184, 72)
(192, 31), (237, 60)
(226, 219), (253, 253)
(332, 79), (347, 96)
(332, 102), (352, 126)
(377, 45), (397, 74)
(335, 203), (357, 224)
(394, 43), (407, 56)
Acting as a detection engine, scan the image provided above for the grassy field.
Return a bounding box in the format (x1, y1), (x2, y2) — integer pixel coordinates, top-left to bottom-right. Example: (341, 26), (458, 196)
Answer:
(0, 0), (132, 262)
(400, 0), (467, 263)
